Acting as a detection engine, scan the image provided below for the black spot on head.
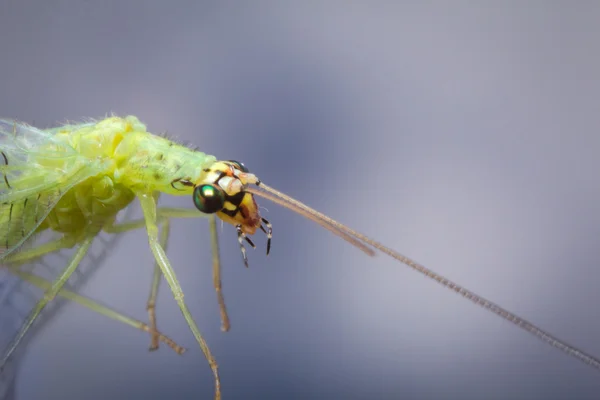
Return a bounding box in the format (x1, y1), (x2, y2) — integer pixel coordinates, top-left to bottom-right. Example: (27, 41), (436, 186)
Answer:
(220, 208), (237, 218)
(153, 172), (162, 180)
(227, 191), (245, 207)
(155, 153), (164, 161)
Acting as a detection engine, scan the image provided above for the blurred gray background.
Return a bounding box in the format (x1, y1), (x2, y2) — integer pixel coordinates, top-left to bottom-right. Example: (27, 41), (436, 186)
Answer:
(0, 1), (599, 399)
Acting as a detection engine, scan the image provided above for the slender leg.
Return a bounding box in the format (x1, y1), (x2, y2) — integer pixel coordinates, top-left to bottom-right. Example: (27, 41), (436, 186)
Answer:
(1, 218), (187, 358)
(0, 234), (94, 370)
(146, 218), (169, 351)
(7, 269), (185, 354)
(137, 193), (221, 400)
(103, 219), (146, 234)
(2, 235), (77, 266)
(104, 215), (168, 351)
(154, 211), (230, 333)
(105, 207), (214, 351)
(209, 215), (230, 332)
(142, 213), (231, 334)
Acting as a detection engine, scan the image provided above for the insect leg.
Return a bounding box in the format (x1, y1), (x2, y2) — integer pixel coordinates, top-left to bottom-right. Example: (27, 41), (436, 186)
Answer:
(104, 216), (168, 351)
(103, 207), (212, 234)
(209, 214), (230, 332)
(0, 234), (94, 370)
(147, 209), (232, 337)
(7, 269), (185, 354)
(2, 236), (77, 266)
(151, 210), (230, 333)
(137, 194), (221, 400)
(150, 210), (231, 334)
(146, 217), (169, 351)
(105, 208), (214, 350)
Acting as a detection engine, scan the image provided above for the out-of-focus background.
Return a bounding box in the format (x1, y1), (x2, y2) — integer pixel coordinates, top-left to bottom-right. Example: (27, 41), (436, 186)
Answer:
(0, 2), (599, 400)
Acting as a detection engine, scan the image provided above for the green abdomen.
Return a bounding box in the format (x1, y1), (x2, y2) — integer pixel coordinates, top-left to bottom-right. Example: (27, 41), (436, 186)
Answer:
(43, 175), (135, 235)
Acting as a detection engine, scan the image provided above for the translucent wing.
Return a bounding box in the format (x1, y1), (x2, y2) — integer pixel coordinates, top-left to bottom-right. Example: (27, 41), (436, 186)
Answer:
(0, 120), (102, 259)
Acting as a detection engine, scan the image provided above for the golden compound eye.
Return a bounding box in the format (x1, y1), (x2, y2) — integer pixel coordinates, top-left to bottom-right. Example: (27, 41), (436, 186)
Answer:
(193, 184), (225, 214)
(227, 159), (249, 173)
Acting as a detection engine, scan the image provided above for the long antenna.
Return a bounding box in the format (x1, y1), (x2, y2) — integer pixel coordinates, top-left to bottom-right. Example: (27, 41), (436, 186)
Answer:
(247, 182), (600, 370)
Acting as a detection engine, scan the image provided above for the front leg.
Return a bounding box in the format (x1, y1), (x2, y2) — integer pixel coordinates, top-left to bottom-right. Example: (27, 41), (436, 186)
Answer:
(105, 215), (171, 351)
(105, 207), (230, 351)
(137, 193), (221, 400)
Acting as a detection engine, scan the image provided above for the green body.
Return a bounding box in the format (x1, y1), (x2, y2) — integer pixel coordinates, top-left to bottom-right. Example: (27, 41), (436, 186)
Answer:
(0, 115), (216, 257)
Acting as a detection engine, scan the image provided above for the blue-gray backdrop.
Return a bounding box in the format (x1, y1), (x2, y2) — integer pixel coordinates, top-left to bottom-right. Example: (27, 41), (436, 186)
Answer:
(0, 2), (599, 400)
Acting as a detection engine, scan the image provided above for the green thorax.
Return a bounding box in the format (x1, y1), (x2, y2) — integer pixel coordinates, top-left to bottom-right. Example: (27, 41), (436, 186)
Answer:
(57, 116), (217, 196)
(41, 116), (216, 235)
